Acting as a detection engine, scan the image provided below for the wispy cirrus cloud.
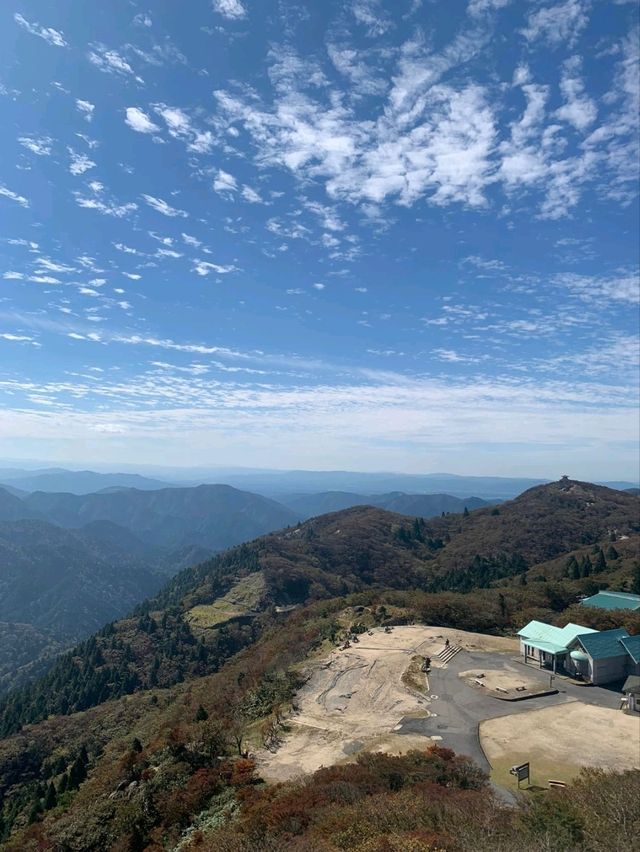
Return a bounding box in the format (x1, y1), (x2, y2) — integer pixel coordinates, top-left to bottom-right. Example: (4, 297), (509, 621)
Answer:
(76, 99), (95, 121)
(74, 182), (138, 217)
(142, 194), (188, 217)
(14, 13), (67, 47)
(18, 135), (53, 156)
(88, 45), (143, 83)
(0, 185), (29, 207)
(68, 148), (96, 175)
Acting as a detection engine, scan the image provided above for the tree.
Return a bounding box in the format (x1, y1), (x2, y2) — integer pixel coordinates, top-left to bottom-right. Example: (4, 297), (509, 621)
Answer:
(594, 550), (607, 574)
(44, 782), (57, 810)
(463, 507), (470, 517)
(606, 545), (619, 561)
(581, 556), (592, 578)
(632, 563), (640, 596)
(195, 705), (209, 722)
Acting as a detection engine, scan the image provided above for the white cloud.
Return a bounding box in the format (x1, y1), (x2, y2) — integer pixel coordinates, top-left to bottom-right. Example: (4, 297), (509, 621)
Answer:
(76, 99), (95, 121)
(181, 233), (201, 247)
(213, 169), (238, 194)
(555, 56), (597, 131)
(142, 194), (188, 217)
(313, 282), (326, 290)
(193, 260), (239, 275)
(68, 148), (96, 175)
(18, 136), (53, 156)
(152, 103), (214, 153)
(351, 0), (392, 37)
(14, 13), (67, 47)
(554, 270), (640, 305)
(74, 183), (137, 217)
(125, 107), (160, 134)
(0, 185), (29, 207)
(468, 0), (511, 15)
(241, 185), (264, 203)
(212, 0), (247, 20)
(88, 45), (143, 82)
(521, 0), (589, 48)
(156, 248), (183, 259)
(133, 12), (153, 27)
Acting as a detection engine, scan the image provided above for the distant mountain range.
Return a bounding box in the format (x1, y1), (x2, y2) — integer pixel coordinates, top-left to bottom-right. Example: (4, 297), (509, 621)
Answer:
(279, 490), (492, 519)
(2, 465), (637, 499)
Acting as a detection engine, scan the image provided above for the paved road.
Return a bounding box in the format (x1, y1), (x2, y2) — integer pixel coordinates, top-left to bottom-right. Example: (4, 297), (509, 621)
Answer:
(396, 649), (622, 799)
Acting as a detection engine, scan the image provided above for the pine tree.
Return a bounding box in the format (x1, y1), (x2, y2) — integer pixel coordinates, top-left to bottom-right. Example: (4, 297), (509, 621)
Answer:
(44, 782), (57, 810)
(632, 563), (640, 596)
(463, 507), (470, 517)
(195, 704), (209, 722)
(606, 545), (619, 561)
(581, 555), (592, 578)
(594, 550), (607, 574)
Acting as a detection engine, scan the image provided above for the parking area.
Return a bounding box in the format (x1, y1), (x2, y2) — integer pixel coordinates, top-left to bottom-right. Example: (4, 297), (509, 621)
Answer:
(398, 647), (638, 795)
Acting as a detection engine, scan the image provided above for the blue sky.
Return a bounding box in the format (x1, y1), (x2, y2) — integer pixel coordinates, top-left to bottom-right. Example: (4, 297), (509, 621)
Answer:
(0, 0), (638, 479)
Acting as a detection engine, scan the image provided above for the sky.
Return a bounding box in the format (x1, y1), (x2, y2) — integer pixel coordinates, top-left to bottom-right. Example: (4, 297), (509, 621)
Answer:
(0, 0), (638, 480)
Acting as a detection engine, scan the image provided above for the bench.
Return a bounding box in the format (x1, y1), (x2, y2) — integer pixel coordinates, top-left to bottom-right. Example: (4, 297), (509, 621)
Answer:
(548, 780), (567, 788)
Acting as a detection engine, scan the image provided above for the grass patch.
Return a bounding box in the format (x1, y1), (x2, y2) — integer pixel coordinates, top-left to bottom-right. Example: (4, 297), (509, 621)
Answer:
(186, 573), (266, 628)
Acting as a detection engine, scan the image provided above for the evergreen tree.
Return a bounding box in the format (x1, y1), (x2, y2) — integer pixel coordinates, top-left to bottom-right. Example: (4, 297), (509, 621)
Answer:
(581, 555), (592, 578)
(594, 550), (607, 574)
(632, 563), (640, 596)
(463, 507), (470, 517)
(44, 782), (57, 810)
(195, 704), (209, 722)
(606, 545), (619, 561)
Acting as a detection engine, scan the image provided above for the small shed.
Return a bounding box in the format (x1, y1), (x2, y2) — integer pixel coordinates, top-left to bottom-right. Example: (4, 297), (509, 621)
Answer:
(622, 675), (640, 713)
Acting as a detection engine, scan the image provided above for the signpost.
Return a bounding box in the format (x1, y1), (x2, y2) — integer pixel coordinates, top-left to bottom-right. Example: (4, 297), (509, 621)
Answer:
(509, 762), (530, 788)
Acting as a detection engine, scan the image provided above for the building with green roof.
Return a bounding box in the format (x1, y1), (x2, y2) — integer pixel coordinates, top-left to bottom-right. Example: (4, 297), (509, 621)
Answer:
(517, 621), (597, 673)
(567, 629), (640, 685)
(580, 590), (640, 612)
(518, 620), (640, 684)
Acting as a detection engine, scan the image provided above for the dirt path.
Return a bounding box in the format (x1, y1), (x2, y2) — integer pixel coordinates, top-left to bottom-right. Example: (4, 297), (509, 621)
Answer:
(257, 625), (517, 781)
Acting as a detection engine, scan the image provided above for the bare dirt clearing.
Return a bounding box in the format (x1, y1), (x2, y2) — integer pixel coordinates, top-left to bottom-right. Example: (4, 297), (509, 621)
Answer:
(480, 702), (640, 790)
(257, 625), (517, 781)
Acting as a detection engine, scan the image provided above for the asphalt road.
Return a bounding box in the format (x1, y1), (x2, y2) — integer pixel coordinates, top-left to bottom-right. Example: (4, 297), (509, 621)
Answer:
(396, 649), (623, 798)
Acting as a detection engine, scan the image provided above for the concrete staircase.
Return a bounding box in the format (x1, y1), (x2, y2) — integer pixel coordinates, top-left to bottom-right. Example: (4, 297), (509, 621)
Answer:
(437, 644), (462, 664)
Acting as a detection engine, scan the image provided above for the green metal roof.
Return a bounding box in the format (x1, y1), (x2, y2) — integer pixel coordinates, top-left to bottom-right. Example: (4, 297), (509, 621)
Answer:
(620, 635), (640, 664)
(574, 628), (630, 660)
(526, 638), (569, 654)
(518, 620), (597, 652)
(580, 591), (640, 611)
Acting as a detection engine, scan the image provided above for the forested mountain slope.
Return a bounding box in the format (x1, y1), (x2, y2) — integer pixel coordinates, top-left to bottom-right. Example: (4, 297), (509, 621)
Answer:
(23, 484), (298, 551)
(0, 480), (637, 850)
(0, 520), (168, 696)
